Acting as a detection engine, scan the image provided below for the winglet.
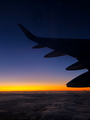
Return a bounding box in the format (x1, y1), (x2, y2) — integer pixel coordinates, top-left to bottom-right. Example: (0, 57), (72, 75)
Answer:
(18, 24), (36, 40)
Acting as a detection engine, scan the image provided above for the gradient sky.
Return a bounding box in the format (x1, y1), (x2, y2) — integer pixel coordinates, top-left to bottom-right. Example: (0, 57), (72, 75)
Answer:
(0, 0), (90, 91)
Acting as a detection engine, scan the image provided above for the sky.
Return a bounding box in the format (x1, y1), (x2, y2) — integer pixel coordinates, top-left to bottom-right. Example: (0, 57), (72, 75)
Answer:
(0, 0), (90, 91)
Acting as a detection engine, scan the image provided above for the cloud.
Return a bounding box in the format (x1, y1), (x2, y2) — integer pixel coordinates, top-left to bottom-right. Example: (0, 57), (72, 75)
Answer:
(0, 91), (90, 120)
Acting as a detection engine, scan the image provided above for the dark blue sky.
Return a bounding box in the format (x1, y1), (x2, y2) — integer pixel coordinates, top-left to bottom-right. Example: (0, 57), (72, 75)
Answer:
(0, 0), (90, 89)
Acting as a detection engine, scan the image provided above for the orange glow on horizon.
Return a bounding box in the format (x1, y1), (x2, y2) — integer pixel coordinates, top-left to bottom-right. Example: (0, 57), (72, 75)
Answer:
(0, 85), (90, 91)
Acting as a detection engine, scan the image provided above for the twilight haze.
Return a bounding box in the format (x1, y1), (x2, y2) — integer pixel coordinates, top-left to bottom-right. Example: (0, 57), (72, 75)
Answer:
(0, 0), (90, 91)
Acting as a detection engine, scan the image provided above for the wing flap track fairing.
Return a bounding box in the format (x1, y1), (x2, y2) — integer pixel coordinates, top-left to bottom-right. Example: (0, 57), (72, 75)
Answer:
(44, 51), (66, 58)
(66, 62), (85, 70)
(32, 44), (45, 49)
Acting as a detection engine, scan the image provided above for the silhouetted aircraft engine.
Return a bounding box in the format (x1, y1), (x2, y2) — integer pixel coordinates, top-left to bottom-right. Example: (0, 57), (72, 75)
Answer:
(44, 51), (66, 58)
(32, 44), (45, 49)
(66, 62), (85, 70)
(67, 71), (90, 87)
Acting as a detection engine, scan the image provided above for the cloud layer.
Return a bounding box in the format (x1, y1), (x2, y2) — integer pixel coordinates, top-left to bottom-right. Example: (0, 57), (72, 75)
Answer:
(0, 91), (90, 120)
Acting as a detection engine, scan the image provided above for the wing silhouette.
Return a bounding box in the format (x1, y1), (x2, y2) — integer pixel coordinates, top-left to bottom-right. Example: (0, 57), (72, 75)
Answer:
(18, 24), (90, 87)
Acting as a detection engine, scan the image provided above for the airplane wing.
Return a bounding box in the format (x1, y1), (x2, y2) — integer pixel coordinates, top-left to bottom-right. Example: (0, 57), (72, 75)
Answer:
(18, 24), (90, 87)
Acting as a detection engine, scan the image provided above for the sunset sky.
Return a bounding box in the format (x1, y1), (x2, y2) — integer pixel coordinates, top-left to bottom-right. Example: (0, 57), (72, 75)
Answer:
(0, 0), (90, 91)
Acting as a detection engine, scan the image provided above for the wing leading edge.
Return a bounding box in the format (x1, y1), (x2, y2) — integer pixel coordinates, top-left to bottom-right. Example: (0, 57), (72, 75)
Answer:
(18, 24), (90, 87)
